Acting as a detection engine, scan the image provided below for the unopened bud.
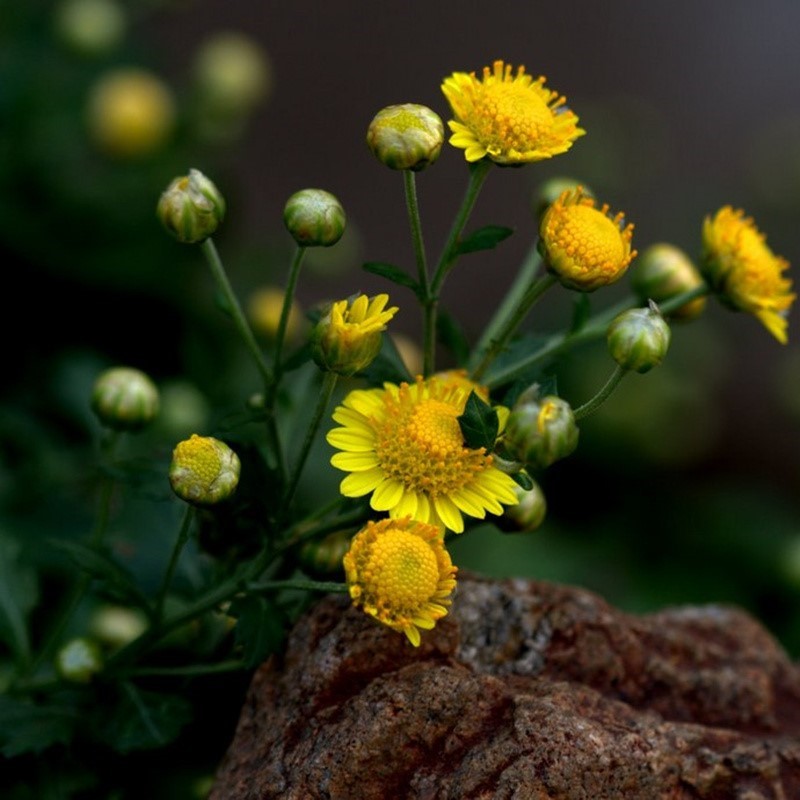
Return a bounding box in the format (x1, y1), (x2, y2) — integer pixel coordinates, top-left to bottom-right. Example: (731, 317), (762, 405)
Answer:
(366, 104), (444, 171)
(299, 530), (351, 580)
(607, 303), (671, 373)
(501, 479), (547, 532)
(55, 0), (125, 57)
(503, 391), (579, 470)
(632, 243), (707, 321)
(91, 366), (159, 432)
(284, 189), (346, 247)
(247, 287), (304, 341)
(56, 638), (103, 683)
(88, 605), (148, 650)
(158, 169), (225, 244)
(169, 434), (240, 506)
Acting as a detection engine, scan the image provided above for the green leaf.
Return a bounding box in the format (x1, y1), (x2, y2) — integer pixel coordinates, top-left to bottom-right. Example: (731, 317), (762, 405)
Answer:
(570, 294), (592, 333)
(0, 696), (76, 757)
(436, 309), (470, 366)
(48, 540), (151, 613)
(230, 595), (285, 669)
(362, 262), (421, 297)
(96, 684), (192, 753)
(0, 534), (37, 666)
(454, 225), (514, 256)
(458, 391), (499, 451)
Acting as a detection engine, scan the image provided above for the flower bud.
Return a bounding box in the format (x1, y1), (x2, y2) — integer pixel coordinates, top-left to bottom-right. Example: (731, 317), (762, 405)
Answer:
(55, 0), (125, 57)
(169, 434), (240, 506)
(247, 287), (304, 341)
(87, 68), (175, 158)
(503, 392), (579, 470)
(311, 293), (398, 376)
(631, 243), (707, 321)
(284, 189), (346, 247)
(88, 605), (148, 650)
(298, 530), (351, 580)
(158, 169), (226, 244)
(55, 638), (103, 683)
(91, 366), (159, 432)
(501, 479), (547, 532)
(366, 104), (444, 171)
(532, 177), (593, 221)
(607, 303), (671, 374)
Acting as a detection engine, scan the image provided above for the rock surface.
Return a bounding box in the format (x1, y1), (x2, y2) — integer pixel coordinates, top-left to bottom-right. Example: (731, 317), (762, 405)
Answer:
(211, 575), (800, 799)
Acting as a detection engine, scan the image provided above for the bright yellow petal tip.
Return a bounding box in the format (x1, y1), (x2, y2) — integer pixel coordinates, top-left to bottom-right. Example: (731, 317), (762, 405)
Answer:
(343, 517), (457, 646)
(539, 186), (636, 292)
(326, 375), (519, 533)
(441, 60), (585, 165)
(702, 206), (794, 343)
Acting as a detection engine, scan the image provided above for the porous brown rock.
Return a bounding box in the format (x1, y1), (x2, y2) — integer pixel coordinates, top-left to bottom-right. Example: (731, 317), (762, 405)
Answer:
(211, 575), (800, 799)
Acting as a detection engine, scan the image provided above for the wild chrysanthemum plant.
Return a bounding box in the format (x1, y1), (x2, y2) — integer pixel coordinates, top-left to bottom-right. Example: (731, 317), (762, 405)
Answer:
(6, 59), (793, 777)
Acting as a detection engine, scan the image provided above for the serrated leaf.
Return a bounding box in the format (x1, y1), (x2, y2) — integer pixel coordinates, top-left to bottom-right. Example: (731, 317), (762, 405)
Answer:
(458, 391), (499, 451)
(454, 225), (514, 256)
(0, 534), (37, 666)
(570, 294), (592, 333)
(230, 595), (285, 668)
(436, 309), (470, 366)
(96, 684), (192, 753)
(362, 262), (421, 297)
(0, 696), (76, 757)
(48, 540), (151, 613)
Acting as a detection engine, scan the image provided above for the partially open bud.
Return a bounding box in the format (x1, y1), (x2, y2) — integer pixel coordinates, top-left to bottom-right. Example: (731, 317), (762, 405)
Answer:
(158, 169), (226, 244)
(311, 293), (398, 376)
(169, 434), (240, 506)
(55, 0), (125, 57)
(503, 390), (579, 470)
(91, 366), (159, 432)
(284, 189), (346, 247)
(87, 68), (175, 158)
(631, 244), (707, 321)
(500, 479), (547, 532)
(299, 530), (351, 580)
(55, 638), (103, 684)
(607, 303), (671, 374)
(366, 104), (444, 171)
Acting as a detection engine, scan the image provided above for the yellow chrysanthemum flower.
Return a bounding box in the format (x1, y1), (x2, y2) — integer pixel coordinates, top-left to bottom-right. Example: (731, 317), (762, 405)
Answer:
(311, 293), (398, 375)
(441, 60), (585, 164)
(702, 206), (794, 344)
(343, 517), (457, 647)
(539, 186), (636, 292)
(326, 375), (519, 533)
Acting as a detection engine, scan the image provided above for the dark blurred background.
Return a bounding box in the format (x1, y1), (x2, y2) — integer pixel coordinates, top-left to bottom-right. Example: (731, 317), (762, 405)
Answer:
(3, 0), (800, 643)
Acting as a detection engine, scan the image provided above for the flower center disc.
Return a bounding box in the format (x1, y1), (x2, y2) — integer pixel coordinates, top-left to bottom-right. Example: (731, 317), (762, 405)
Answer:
(475, 83), (552, 154)
(553, 205), (624, 267)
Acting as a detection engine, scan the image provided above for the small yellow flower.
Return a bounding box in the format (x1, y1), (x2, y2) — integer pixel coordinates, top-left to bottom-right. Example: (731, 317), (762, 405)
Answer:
(441, 60), (585, 164)
(539, 187), (636, 292)
(327, 375), (519, 533)
(702, 206), (794, 343)
(343, 517), (457, 647)
(312, 293), (398, 375)
(248, 287), (304, 341)
(169, 434), (240, 506)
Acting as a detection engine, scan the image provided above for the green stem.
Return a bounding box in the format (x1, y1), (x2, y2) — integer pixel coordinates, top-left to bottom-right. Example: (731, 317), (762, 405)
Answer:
(471, 274), (557, 382)
(573, 365), (629, 420)
(655, 283), (709, 316)
(119, 660), (247, 678)
(154, 506), (194, 622)
(270, 245), (307, 383)
(200, 238), (273, 386)
(248, 579), (348, 594)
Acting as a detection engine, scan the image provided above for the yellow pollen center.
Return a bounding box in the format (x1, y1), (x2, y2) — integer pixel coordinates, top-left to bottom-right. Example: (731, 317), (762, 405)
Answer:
(552, 205), (625, 269)
(474, 83), (552, 154)
(375, 390), (492, 497)
(175, 435), (221, 486)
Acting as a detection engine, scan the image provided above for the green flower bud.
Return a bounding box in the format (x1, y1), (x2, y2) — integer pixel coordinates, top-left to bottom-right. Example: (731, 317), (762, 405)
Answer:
(503, 391), (579, 470)
(532, 177), (593, 220)
(88, 605), (148, 650)
(158, 169), (225, 244)
(298, 530), (351, 580)
(631, 243), (707, 321)
(500, 479), (547, 532)
(607, 302), (671, 373)
(283, 189), (345, 247)
(91, 366), (159, 431)
(55, 638), (103, 683)
(311, 293), (398, 376)
(169, 434), (240, 506)
(55, 0), (125, 57)
(366, 104), (444, 171)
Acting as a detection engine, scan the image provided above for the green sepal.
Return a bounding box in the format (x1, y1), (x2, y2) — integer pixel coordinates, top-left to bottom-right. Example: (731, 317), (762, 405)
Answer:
(511, 471), (534, 491)
(458, 391), (499, 451)
(454, 225), (514, 256)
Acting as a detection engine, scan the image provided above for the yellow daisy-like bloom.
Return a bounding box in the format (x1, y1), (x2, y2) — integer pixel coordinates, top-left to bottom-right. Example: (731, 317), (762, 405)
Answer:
(540, 186), (636, 292)
(343, 517), (457, 647)
(327, 375), (519, 533)
(702, 206), (794, 344)
(311, 293), (398, 376)
(441, 60), (585, 164)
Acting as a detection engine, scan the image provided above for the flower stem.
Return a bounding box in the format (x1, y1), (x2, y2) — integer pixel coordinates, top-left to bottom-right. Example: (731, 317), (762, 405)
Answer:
(248, 578), (348, 594)
(573, 364), (628, 420)
(282, 372), (338, 512)
(154, 506), (195, 623)
(119, 659), (248, 678)
(471, 274), (557, 382)
(655, 283), (709, 316)
(270, 245), (307, 382)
